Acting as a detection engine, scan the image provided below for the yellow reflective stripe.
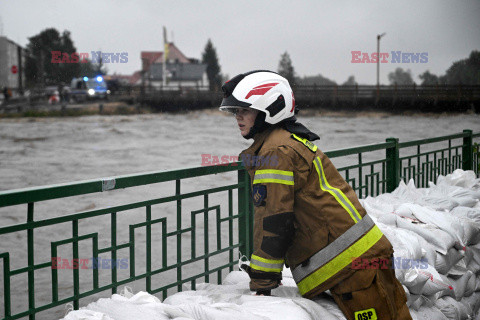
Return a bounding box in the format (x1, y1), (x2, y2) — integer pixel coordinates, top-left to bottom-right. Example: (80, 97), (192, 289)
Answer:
(255, 169), (293, 176)
(297, 225), (384, 295)
(253, 169), (294, 185)
(317, 157), (361, 221)
(251, 254), (284, 264)
(253, 178), (294, 185)
(314, 157), (361, 223)
(291, 133), (318, 152)
(250, 254), (284, 272)
(250, 263), (283, 273)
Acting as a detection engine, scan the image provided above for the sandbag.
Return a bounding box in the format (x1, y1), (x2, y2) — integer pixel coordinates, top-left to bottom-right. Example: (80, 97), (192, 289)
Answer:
(435, 296), (470, 320)
(435, 248), (464, 275)
(395, 217), (455, 255)
(409, 305), (449, 320)
(435, 169), (479, 189)
(450, 206), (480, 224)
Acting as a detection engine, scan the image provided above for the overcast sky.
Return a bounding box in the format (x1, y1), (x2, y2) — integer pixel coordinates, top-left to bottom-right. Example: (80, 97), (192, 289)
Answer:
(1, 0), (479, 85)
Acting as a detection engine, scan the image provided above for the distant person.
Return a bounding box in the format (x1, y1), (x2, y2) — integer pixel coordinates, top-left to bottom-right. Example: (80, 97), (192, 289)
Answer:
(219, 70), (411, 320)
(3, 86), (10, 103)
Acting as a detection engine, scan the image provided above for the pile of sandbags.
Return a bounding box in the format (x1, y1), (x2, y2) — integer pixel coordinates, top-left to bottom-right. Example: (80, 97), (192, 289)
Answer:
(361, 169), (480, 320)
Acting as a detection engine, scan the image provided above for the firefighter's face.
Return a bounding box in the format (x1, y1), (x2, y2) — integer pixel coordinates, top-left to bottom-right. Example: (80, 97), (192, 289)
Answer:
(235, 108), (259, 137)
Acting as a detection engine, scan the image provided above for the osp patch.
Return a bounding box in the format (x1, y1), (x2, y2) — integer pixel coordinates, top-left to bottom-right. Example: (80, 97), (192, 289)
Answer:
(354, 308), (377, 320)
(252, 184), (267, 207)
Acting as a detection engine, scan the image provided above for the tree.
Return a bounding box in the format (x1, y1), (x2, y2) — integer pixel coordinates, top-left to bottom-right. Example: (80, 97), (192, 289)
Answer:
(296, 74), (336, 86)
(25, 28), (80, 87)
(388, 68), (414, 85)
(201, 39), (222, 91)
(442, 50), (480, 85)
(418, 70), (439, 86)
(278, 52), (296, 86)
(342, 75), (357, 86)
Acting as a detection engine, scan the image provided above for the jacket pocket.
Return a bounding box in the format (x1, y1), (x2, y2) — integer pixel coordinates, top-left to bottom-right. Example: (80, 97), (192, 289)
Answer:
(331, 269), (398, 320)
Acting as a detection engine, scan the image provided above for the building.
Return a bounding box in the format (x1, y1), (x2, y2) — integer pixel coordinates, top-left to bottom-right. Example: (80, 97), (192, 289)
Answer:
(0, 36), (26, 95)
(140, 43), (208, 89)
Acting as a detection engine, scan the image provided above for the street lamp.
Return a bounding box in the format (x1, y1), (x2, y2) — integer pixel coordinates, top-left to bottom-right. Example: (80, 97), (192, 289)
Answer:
(376, 33), (386, 88)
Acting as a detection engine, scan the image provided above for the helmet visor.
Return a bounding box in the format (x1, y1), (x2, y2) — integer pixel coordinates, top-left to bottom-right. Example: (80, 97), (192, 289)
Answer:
(219, 106), (251, 115)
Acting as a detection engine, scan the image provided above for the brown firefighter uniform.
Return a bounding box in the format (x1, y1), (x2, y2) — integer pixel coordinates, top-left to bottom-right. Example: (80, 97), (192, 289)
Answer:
(240, 126), (412, 320)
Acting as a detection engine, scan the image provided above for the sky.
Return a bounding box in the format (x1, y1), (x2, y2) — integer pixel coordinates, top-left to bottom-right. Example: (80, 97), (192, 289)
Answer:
(1, 0), (479, 85)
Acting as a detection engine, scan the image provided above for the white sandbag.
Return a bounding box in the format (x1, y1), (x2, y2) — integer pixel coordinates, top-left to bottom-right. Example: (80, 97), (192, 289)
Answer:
(471, 243), (480, 265)
(392, 179), (425, 203)
(466, 256), (480, 275)
(64, 291), (192, 320)
(411, 295), (425, 311)
(409, 305), (449, 320)
(63, 310), (115, 320)
(396, 203), (465, 248)
(435, 248), (464, 275)
(448, 261), (469, 277)
(435, 296), (470, 320)
(448, 186), (480, 201)
(361, 196), (394, 218)
(447, 271), (476, 300)
(420, 195), (459, 211)
(395, 217), (455, 255)
(448, 214), (480, 246)
(417, 236), (438, 268)
(403, 268), (430, 295)
(462, 291), (480, 315)
(377, 212), (398, 226)
(435, 169), (479, 189)
(450, 206), (480, 224)
(420, 265), (454, 296)
(407, 293), (422, 308)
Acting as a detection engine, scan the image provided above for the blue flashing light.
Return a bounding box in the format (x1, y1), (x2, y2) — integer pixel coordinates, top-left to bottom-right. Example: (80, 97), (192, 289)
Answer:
(96, 76), (103, 82)
(83, 76), (89, 82)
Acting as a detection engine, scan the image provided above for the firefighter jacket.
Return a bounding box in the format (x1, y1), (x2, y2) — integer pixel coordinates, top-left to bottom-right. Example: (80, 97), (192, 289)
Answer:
(239, 126), (394, 298)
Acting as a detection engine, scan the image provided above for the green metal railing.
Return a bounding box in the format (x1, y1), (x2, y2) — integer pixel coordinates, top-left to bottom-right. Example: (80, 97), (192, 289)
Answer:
(0, 130), (479, 319)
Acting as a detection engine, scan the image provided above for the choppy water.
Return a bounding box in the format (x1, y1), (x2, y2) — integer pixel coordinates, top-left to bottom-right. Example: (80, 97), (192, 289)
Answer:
(0, 111), (479, 319)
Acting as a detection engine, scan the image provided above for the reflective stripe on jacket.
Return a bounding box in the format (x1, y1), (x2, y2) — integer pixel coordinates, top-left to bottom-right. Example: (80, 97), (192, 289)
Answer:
(240, 127), (393, 297)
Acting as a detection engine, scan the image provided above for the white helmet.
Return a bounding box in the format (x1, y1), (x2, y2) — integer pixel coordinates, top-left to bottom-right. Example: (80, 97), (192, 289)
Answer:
(219, 70), (295, 124)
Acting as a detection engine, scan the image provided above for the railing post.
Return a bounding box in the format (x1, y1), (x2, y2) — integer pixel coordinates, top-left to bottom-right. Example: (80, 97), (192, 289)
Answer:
(238, 167), (253, 258)
(463, 129), (473, 171)
(386, 138), (400, 192)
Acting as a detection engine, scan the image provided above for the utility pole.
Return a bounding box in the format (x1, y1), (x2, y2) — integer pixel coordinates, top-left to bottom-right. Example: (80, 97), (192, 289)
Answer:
(376, 33), (386, 88)
(163, 26), (169, 88)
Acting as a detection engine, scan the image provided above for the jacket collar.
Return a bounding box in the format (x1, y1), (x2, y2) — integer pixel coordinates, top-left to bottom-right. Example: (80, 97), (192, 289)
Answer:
(239, 127), (278, 170)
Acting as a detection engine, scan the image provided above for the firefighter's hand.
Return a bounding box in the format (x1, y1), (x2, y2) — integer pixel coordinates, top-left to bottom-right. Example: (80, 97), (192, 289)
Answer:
(240, 264), (282, 293)
(255, 289), (271, 296)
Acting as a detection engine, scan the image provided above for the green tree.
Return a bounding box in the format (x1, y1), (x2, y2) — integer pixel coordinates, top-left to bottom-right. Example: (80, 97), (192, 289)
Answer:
(25, 28), (80, 87)
(342, 75), (357, 86)
(296, 74), (337, 86)
(442, 50), (480, 85)
(388, 68), (414, 85)
(418, 70), (439, 86)
(79, 60), (100, 78)
(201, 39), (222, 91)
(278, 52), (296, 86)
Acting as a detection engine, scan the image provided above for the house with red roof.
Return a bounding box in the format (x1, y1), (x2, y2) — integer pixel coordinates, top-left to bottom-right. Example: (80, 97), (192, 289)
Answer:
(139, 43), (207, 88)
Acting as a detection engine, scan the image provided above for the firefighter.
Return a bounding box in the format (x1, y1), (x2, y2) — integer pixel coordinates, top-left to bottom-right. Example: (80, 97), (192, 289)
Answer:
(219, 70), (411, 320)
